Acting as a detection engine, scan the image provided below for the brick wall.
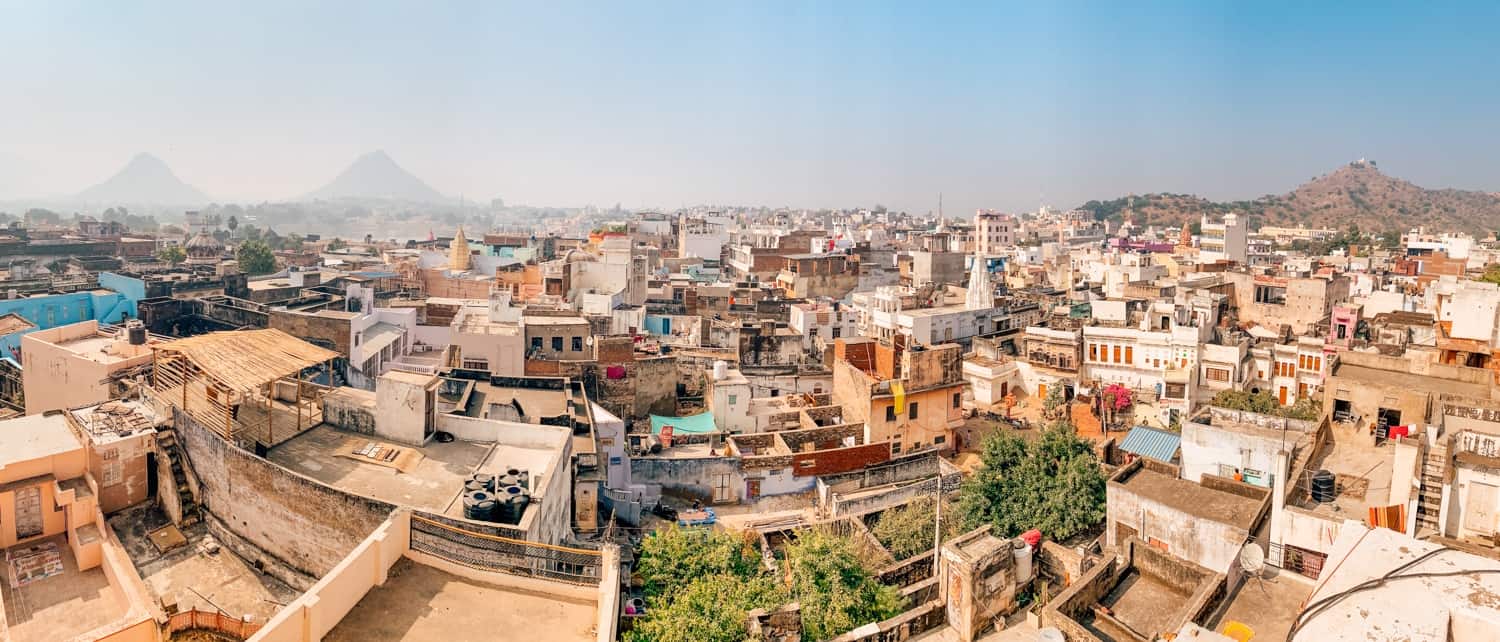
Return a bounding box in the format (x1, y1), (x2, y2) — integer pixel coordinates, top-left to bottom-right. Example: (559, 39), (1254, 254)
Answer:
(269, 309), (351, 356)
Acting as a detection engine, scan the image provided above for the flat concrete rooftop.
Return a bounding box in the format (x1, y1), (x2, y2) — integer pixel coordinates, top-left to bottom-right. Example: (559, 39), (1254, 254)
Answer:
(324, 558), (596, 642)
(1112, 465), (1263, 530)
(109, 503), (299, 625)
(1, 535), (126, 641)
(1293, 420), (1393, 516)
(268, 424), (491, 513)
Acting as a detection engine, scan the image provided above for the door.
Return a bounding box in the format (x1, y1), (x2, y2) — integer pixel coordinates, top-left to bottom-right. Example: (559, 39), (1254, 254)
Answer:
(1038, 383), (1047, 400)
(15, 485), (43, 540)
(746, 479), (761, 500)
(712, 473), (732, 503)
(1278, 386), (1288, 405)
(1466, 482), (1499, 535)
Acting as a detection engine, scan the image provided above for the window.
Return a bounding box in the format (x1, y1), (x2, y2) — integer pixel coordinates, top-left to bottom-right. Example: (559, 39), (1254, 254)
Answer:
(909, 402), (919, 419)
(552, 337), (563, 351)
(1124, 346), (1133, 364)
(1090, 344), (1098, 361)
(934, 435), (946, 445)
(727, 394), (737, 406)
(832, 327), (841, 338)
(1113, 346), (1121, 363)
(952, 392), (961, 409)
(799, 461), (816, 469)
(572, 336), (583, 352)
(892, 442), (902, 453)
(531, 337), (542, 351)
(1313, 357), (1322, 372)
(1207, 368), (1230, 382)
(885, 406), (897, 421)
(462, 357), (489, 370)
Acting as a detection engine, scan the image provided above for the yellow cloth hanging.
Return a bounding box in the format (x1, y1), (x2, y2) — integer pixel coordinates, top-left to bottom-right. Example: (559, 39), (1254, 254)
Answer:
(892, 381), (906, 415)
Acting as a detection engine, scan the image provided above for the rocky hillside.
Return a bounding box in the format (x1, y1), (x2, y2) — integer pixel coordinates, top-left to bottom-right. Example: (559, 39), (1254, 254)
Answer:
(1079, 161), (1500, 234)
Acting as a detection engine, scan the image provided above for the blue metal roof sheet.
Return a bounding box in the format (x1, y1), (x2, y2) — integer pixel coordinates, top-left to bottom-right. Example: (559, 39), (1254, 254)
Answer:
(1118, 425), (1181, 463)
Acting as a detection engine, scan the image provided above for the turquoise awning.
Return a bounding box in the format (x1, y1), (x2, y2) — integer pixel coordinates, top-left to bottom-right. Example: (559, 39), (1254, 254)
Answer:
(650, 412), (717, 435)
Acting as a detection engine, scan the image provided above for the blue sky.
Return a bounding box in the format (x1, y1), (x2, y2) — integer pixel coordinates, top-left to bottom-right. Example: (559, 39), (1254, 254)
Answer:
(0, 1), (1495, 213)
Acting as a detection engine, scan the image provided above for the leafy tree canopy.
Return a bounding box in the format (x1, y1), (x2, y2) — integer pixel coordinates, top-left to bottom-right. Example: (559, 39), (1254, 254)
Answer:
(236, 239), (277, 275)
(958, 421), (1106, 541)
(870, 497), (963, 561)
(783, 528), (906, 640)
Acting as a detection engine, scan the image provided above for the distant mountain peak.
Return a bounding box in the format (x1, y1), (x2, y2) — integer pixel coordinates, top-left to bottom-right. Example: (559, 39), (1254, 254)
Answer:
(1078, 161), (1500, 234)
(303, 151), (446, 203)
(76, 152), (210, 205)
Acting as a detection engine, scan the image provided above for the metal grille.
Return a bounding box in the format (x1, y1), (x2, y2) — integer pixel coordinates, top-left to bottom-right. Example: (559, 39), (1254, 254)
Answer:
(409, 512), (601, 584)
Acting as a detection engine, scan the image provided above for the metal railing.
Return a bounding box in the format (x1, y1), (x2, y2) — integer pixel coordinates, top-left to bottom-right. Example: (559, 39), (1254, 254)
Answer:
(409, 512), (602, 585)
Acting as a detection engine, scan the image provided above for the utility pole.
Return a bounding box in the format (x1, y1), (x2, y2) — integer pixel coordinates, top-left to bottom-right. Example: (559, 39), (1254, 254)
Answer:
(932, 474), (943, 571)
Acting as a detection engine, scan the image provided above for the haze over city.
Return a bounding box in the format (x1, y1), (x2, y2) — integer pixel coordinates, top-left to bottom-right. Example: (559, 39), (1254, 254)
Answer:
(3, 2), (1497, 213)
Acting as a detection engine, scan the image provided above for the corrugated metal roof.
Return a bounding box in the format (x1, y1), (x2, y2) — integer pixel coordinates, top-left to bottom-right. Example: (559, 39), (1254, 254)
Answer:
(1118, 425), (1181, 463)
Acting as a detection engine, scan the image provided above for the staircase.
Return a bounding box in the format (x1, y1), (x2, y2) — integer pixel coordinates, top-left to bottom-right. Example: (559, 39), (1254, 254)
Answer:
(1416, 440), (1448, 534)
(156, 428), (203, 527)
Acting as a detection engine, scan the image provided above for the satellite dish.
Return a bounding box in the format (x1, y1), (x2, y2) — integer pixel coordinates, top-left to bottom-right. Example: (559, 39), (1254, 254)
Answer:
(1238, 544), (1265, 576)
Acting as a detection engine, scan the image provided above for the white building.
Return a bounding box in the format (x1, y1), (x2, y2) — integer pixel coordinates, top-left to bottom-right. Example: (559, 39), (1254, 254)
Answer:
(1199, 213), (1248, 264)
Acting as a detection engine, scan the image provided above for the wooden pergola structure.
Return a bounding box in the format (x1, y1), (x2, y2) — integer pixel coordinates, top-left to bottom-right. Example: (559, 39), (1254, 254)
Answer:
(150, 329), (339, 448)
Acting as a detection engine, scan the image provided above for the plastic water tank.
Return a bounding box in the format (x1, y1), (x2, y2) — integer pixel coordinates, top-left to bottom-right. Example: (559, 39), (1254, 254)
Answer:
(713, 360), (728, 381)
(471, 473), (495, 491)
(1038, 628), (1066, 642)
(1311, 470), (1337, 503)
(1012, 539), (1034, 583)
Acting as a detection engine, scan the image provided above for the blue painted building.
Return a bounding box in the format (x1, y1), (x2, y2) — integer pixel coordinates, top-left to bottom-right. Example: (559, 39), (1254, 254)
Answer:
(0, 272), (146, 360)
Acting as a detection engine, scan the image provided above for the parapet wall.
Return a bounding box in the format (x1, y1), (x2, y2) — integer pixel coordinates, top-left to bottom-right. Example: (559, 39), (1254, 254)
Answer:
(175, 407), (397, 584)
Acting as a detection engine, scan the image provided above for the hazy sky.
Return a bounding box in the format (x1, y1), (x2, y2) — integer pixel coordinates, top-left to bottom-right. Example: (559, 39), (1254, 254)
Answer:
(1, 2), (1496, 214)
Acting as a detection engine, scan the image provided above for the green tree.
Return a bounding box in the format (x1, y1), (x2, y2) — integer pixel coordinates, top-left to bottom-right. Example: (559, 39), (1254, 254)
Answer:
(1480, 265), (1500, 285)
(870, 497), (964, 560)
(958, 421), (1106, 541)
(327, 237), (347, 251)
(155, 245), (186, 265)
(236, 239), (277, 275)
(624, 574), (786, 642)
(783, 528), (905, 640)
(635, 526), (762, 601)
(1210, 389), (1322, 421)
(227, 215), (238, 237)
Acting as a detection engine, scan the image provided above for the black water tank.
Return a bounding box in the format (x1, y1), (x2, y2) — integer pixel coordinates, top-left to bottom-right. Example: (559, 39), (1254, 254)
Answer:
(127, 320), (147, 345)
(463, 490), (497, 521)
(1310, 470), (1336, 503)
(514, 469), (530, 490)
(496, 485), (529, 524)
(471, 473), (496, 491)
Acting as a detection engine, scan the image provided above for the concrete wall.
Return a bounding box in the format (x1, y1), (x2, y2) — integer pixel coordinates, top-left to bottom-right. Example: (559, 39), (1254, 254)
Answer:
(1106, 469), (1266, 573)
(21, 320), (152, 415)
(322, 388), (377, 436)
(248, 510), (412, 642)
(374, 373), (432, 445)
(630, 455), (742, 504)
(1042, 556), (1117, 642)
(86, 430), (154, 513)
(175, 407), (397, 582)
